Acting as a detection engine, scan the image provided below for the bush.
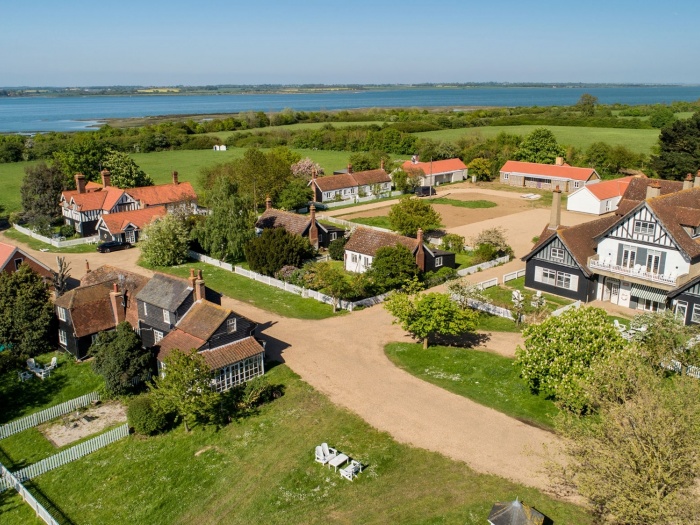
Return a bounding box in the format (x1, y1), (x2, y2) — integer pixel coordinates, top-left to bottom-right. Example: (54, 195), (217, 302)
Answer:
(473, 243), (498, 263)
(59, 224), (75, 238)
(328, 236), (347, 260)
(128, 395), (167, 435)
(441, 233), (465, 253)
(423, 267), (458, 288)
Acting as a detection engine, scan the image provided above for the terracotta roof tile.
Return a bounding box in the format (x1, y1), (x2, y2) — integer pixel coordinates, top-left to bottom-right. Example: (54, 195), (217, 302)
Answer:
(647, 188), (700, 260)
(255, 209), (310, 236)
(99, 206), (166, 234)
(401, 158), (467, 174)
(55, 283), (116, 338)
(312, 169), (390, 192)
(156, 330), (206, 362)
(345, 227), (417, 257)
(500, 160), (598, 182)
(584, 176), (637, 200)
(200, 336), (265, 370)
(62, 186), (126, 212)
(127, 181), (197, 206)
(349, 169), (392, 186)
(176, 301), (230, 341)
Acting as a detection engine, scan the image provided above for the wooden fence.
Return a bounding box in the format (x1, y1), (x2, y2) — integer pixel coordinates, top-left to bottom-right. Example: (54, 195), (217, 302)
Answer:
(12, 423), (129, 482)
(0, 392), (100, 440)
(502, 268), (526, 283)
(0, 463), (59, 524)
(13, 224), (98, 248)
(457, 255), (510, 277)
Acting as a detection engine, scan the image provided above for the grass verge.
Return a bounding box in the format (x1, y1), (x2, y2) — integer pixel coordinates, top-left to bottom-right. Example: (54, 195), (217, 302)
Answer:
(385, 343), (558, 430)
(3, 227), (98, 254)
(347, 216), (392, 229)
(429, 198), (497, 209)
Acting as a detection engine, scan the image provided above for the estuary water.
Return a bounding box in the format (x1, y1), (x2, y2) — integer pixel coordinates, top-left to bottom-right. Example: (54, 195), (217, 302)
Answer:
(1, 86), (700, 133)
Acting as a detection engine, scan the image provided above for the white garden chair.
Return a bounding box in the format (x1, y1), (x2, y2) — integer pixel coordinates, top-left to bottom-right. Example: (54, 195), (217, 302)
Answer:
(45, 357), (58, 371)
(340, 460), (362, 481)
(314, 443), (337, 465)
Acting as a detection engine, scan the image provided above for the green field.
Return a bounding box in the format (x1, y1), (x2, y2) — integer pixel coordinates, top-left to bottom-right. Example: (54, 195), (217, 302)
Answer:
(2, 364), (590, 525)
(414, 125), (660, 155)
(206, 120), (388, 141)
(0, 160), (39, 215)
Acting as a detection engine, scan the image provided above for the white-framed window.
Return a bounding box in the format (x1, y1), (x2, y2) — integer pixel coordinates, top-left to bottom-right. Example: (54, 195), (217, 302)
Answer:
(59, 329), (67, 346)
(675, 300), (688, 320)
(351, 253), (358, 263)
(154, 330), (163, 344)
(637, 298), (664, 312)
(556, 272), (571, 289)
(57, 307), (66, 321)
(551, 247), (565, 261)
(605, 200), (612, 212)
(536, 267), (575, 290)
(692, 304), (700, 324)
(541, 268), (557, 286)
(503, 172), (509, 180)
(143, 302), (148, 316)
(573, 181), (581, 189)
(646, 249), (662, 274)
(14, 258), (23, 270)
(330, 232), (337, 241)
(621, 245), (637, 269)
(435, 256), (443, 267)
(91, 333), (99, 344)
(633, 220), (655, 235)
(227, 318), (237, 334)
(163, 309), (170, 324)
(363, 256), (370, 267)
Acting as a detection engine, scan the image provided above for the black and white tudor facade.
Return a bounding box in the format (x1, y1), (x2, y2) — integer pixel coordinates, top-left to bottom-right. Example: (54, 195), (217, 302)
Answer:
(524, 179), (700, 325)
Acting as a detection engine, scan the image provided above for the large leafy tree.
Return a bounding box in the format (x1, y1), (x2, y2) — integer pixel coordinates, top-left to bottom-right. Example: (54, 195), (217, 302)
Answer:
(514, 128), (566, 164)
(102, 150), (154, 188)
(575, 93), (598, 117)
(276, 179), (313, 211)
(385, 291), (477, 349)
(651, 112), (700, 180)
(366, 244), (420, 293)
(515, 307), (625, 413)
(388, 197), (442, 236)
(150, 348), (219, 431)
(52, 135), (108, 187)
(91, 322), (151, 396)
(0, 264), (54, 358)
(20, 162), (65, 224)
(244, 227), (315, 276)
(307, 262), (353, 313)
(194, 178), (256, 263)
(140, 214), (190, 267)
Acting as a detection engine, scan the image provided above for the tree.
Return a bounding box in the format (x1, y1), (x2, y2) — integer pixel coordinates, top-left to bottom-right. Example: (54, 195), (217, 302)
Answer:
(53, 256), (71, 298)
(244, 227), (315, 276)
(388, 197), (442, 236)
(0, 264), (54, 359)
(440, 233), (465, 253)
(515, 307), (626, 413)
(140, 214), (190, 267)
(366, 244), (420, 293)
(575, 93), (598, 117)
(472, 227), (513, 257)
(649, 106), (676, 129)
(291, 157), (323, 179)
(150, 348), (219, 431)
(52, 135), (108, 186)
(467, 157), (492, 181)
(276, 179), (313, 211)
(514, 128), (566, 164)
(101, 150), (154, 188)
(307, 262), (352, 312)
(392, 167), (421, 194)
(651, 112), (700, 180)
(91, 322), (151, 396)
(627, 310), (699, 368)
(328, 236), (347, 261)
(447, 278), (491, 310)
(385, 291), (477, 349)
(20, 162), (64, 225)
(194, 178), (256, 263)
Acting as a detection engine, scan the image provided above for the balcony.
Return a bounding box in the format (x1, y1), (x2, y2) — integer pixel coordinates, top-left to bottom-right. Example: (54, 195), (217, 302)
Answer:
(588, 257), (685, 288)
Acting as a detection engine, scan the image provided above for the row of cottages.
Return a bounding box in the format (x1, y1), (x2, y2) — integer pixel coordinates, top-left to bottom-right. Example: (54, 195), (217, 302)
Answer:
(55, 265), (265, 390)
(255, 200), (345, 250)
(523, 174), (700, 326)
(0, 241), (54, 282)
(499, 158), (600, 192)
(60, 170), (197, 238)
(309, 163), (392, 203)
(343, 227), (456, 273)
(401, 157), (468, 186)
(566, 174), (640, 215)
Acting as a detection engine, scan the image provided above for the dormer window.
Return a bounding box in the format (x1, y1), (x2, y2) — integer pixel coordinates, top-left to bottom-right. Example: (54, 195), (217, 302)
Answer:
(227, 318), (237, 333)
(633, 220), (655, 235)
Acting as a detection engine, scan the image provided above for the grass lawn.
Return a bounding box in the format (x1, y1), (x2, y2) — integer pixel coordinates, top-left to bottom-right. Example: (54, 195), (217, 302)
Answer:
(414, 125), (660, 155)
(347, 216), (393, 230)
(1, 364), (589, 525)
(145, 260), (340, 320)
(1, 491), (43, 525)
(0, 160), (40, 214)
(483, 277), (572, 313)
(386, 343), (558, 430)
(428, 198), (497, 209)
(454, 252), (481, 270)
(475, 312), (521, 333)
(205, 121), (389, 141)
(3, 227), (99, 254)
(0, 351), (104, 425)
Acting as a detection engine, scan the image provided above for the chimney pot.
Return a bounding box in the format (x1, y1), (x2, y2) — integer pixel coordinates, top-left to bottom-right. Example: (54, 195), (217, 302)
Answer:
(75, 173), (86, 194)
(195, 271), (205, 301)
(112, 283), (118, 293)
(101, 169), (111, 187)
(646, 180), (662, 199)
(415, 228), (425, 271)
(85, 260), (91, 273)
(188, 268), (197, 289)
(265, 195), (272, 210)
(347, 164), (353, 174)
(684, 174), (694, 190)
(172, 171), (179, 185)
(555, 157), (564, 166)
(308, 204), (319, 249)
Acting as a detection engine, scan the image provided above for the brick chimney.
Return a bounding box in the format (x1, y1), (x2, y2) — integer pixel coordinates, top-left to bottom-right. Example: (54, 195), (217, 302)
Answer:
(308, 204), (319, 249)
(646, 180), (661, 199)
(172, 171), (179, 185)
(75, 173), (86, 194)
(101, 169), (111, 187)
(549, 186), (561, 230)
(380, 159), (385, 171)
(347, 164), (353, 174)
(188, 268), (197, 289)
(555, 157), (564, 166)
(695, 170), (700, 188)
(109, 283), (125, 326)
(684, 173), (694, 190)
(415, 228), (426, 271)
(195, 270), (205, 301)
(85, 259), (91, 274)
(265, 195), (272, 210)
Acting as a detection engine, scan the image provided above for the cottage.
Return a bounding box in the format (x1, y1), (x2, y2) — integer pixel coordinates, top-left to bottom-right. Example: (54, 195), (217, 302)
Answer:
(0, 241), (54, 282)
(95, 206), (166, 244)
(566, 175), (640, 215)
(499, 158), (600, 192)
(309, 164), (392, 203)
(344, 227), (455, 273)
(401, 157), (467, 186)
(255, 200), (344, 250)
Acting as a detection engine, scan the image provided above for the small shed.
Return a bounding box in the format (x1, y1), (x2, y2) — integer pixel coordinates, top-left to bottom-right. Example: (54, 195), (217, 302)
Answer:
(488, 498), (546, 525)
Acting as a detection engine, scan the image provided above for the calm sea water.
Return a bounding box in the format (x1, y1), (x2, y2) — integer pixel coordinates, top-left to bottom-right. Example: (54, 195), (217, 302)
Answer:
(1, 86), (700, 133)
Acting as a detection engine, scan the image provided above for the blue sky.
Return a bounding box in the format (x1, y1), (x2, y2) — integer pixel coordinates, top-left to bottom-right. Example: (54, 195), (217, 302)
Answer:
(2, 0), (699, 86)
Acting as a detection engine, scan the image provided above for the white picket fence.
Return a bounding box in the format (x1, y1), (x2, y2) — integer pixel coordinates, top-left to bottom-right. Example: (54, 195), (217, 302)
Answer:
(465, 298), (514, 319)
(457, 255), (510, 277)
(0, 463), (59, 524)
(0, 392), (100, 440)
(502, 268), (526, 283)
(550, 301), (582, 317)
(13, 224), (98, 248)
(12, 423), (129, 482)
(316, 191), (402, 209)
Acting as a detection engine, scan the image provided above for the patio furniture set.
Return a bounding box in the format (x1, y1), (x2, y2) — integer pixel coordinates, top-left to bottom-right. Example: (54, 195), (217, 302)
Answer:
(613, 320), (647, 341)
(21, 357), (58, 381)
(314, 442), (363, 481)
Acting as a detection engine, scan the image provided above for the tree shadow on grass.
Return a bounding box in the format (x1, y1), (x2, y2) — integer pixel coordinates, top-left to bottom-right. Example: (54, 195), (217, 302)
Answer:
(0, 372), (69, 424)
(433, 331), (491, 349)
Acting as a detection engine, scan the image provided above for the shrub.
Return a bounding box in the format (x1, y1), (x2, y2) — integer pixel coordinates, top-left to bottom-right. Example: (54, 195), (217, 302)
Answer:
(423, 266), (458, 288)
(128, 395), (167, 435)
(441, 233), (465, 253)
(59, 224), (75, 238)
(473, 243), (498, 263)
(328, 236), (347, 260)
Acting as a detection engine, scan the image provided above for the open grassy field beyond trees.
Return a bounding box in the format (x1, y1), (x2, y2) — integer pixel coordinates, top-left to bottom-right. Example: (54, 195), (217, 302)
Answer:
(1, 364), (590, 525)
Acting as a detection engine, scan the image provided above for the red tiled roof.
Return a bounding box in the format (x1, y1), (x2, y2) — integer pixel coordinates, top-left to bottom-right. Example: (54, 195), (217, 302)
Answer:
(345, 227), (418, 257)
(127, 181), (197, 206)
(582, 176), (636, 201)
(55, 283), (116, 338)
(99, 206), (166, 234)
(200, 336), (264, 370)
(500, 160), (598, 182)
(0, 241), (54, 277)
(176, 300), (230, 341)
(0, 242), (18, 270)
(401, 158), (467, 175)
(156, 330), (206, 362)
(63, 186), (127, 212)
(312, 169), (390, 192)
(646, 187), (700, 260)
